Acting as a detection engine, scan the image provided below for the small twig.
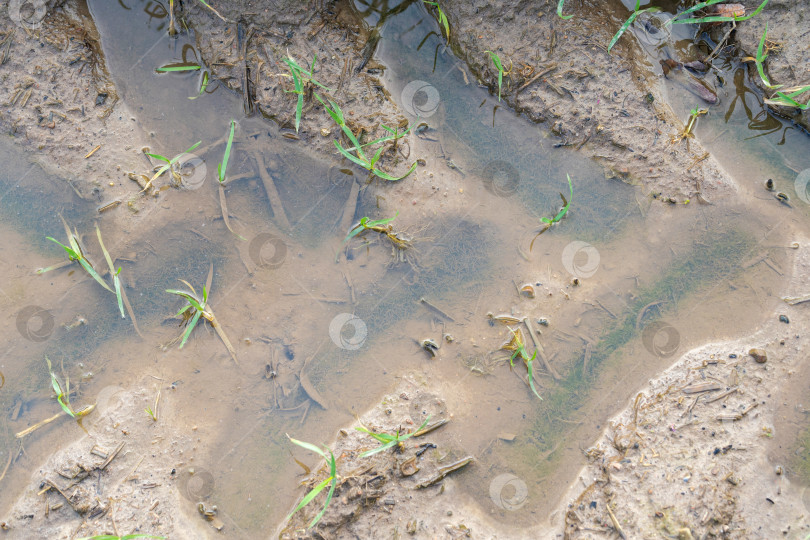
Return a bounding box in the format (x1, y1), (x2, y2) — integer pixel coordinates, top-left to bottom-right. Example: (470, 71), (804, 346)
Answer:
(605, 501), (628, 540)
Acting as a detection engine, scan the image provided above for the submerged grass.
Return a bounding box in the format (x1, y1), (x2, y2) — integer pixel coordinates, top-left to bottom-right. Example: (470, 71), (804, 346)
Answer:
(422, 1), (450, 39)
(532, 227), (752, 445)
(38, 217), (125, 318)
(501, 329), (543, 400)
(166, 265), (239, 364)
(143, 140), (202, 191)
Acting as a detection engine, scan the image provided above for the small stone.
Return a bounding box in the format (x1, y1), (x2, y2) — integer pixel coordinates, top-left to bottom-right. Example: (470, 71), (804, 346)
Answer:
(775, 465), (783, 475)
(749, 348), (767, 363)
(779, 315), (789, 324)
(498, 433), (516, 442)
(320, 128), (330, 137)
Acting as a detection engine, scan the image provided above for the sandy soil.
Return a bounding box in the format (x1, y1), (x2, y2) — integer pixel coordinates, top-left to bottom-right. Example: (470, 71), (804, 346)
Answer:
(0, 0), (152, 205)
(438, 0), (737, 204)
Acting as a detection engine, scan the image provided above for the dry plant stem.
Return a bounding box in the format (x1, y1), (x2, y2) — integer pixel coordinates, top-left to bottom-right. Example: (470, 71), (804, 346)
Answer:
(299, 341), (328, 409)
(206, 306), (239, 365)
(524, 318), (562, 380)
(15, 412), (64, 439)
(119, 286), (143, 339)
(605, 501), (628, 539)
(339, 178), (360, 235)
(0, 449), (11, 484)
(251, 151), (290, 229)
(218, 183), (239, 236)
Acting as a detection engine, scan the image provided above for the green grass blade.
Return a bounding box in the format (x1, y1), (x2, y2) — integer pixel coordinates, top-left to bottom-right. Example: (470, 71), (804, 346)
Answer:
(145, 153), (172, 163)
(175, 304), (193, 318)
(308, 478), (337, 528)
(372, 161), (417, 181)
(189, 71), (209, 100)
(286, 475), (333, 522)
(359, 439), (398, 457)
(335, 141), (371, 169)
(95, 225), (116, 273)
(526, 352), (543, 400)
(46, 237), (79, 260)
(219, 120), (235, 183)
(755, 24), (782, 89)
(671, 0), (769, 24)
(77, 258), (115, 293)
(179, 310), (202, 348)
(288, 437), (329, 460)
(295, 93), (303, 133)
(608, 7), (661, 51)
(156, 63), (201, 72)
(398, 417), (430, 442)
(112, 273), (125, 319)
(556, 0), (573, 19)
(308, 455), (337, 527)
(355, 426), (396, 444)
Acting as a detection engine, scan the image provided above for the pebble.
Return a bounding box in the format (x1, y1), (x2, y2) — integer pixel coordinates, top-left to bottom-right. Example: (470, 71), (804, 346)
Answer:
(749, 348), (767, 363)
(779, 314), (789, 324)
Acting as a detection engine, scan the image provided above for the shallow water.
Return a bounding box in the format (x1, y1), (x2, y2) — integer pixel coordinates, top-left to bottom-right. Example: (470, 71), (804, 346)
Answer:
(1, 0), (809, 535)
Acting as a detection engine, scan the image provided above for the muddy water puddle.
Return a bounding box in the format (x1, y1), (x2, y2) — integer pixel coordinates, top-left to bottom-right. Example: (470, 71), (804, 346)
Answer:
(1, 0), (809, 536)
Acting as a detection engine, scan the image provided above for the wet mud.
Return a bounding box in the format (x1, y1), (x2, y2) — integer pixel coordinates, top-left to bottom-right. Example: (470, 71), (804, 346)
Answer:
(1, 1), (809, 539)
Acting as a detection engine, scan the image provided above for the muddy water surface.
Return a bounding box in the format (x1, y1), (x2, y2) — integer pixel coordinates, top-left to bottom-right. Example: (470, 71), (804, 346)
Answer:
(1, 0), (809, 537)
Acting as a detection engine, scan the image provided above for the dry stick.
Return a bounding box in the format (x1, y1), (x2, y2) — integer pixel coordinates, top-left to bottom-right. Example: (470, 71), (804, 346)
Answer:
(218, 183), (240, 237)
(516, 63), (557, 94)
(15, 412), (64, 439)
(524, 318), (562, 380)
(705, 21), (736, 64)
(206, 306), (239, 365)
(251, 151), (290, 229)
(299, 341), (328, 410)
(100, 442), (125, 470)
(0, 449), (11, 484)
(606, 501), (628, 540)
(119, 286), (143, 339)
(338, 178), (360, 235)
